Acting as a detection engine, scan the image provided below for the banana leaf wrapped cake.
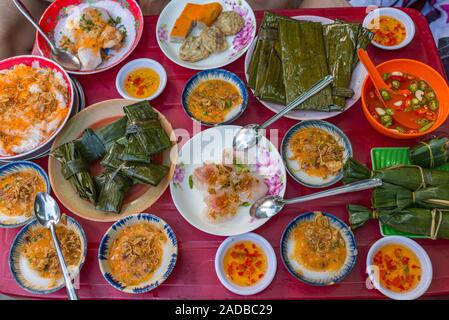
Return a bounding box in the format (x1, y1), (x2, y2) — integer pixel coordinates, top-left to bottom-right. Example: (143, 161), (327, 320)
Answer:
(343, 157), (449, 190)
(323, 22), (358, 109)
(247, 11), (372, 111)
(348, 204), (449, 240)
(76, 117), (128, 163)
(409, 137), (449, 168)
(279, 19), (333, 110)
(373, 183), (449, 210)
(344, 157), (449, 239)
(51, 100), (172, 214)
(95, 170), (133, 213)
(51, 141), (98, 204)
(101, 142), (169, 186)
(248, 11), (291, 105)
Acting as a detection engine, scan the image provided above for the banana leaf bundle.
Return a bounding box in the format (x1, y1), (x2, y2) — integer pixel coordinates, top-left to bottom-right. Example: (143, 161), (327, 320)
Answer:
(120, 135), (151, 163)
(123, 101), (171, 157)
(323, 20), (372, 109)
(95, 170), (133, 213)
(257, 43), (286, 104)
(333, 19), (373, 69)
(53, 100), (171, 214)
(347, 204), (449, 239)
(101, 142), (169, 186)
(279, 19), (334, 111)
(51, 141), (97, 204)
(373, 183), (449, 210)
(248, 11), (292, 105)
(76, 116), (128, 163)
(343, 157), (449, 190)
(247, 11), (371, 112)
(323, 22), (357, 109)
(409, 137), (449, 168)
(353, 25), (373, 69)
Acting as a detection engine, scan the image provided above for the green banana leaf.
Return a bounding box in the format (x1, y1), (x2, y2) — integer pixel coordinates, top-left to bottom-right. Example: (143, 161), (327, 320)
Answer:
(96, 170), (133, 213)
(51, 141), (97, 204)
(101, 142), (169, 186)
(278, 19), (333, 111)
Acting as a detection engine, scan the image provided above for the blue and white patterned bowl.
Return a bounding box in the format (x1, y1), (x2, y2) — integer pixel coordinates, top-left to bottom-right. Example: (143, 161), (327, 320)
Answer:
(280, 211), (357, 286)
(181, 69), (248, 126)
(281, 120), (353, 188)
(98, 213), (178, 294)
(9, 215), (87, 294)
(0, 161), (50, 228)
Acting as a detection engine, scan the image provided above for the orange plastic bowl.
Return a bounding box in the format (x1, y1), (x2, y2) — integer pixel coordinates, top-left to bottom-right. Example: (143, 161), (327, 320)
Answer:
(361, 59), (449, 139)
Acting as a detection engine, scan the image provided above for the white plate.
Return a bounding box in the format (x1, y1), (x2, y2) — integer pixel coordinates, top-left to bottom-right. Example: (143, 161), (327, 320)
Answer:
(170, 125), (286, 236)
(215, 232), (276, 295)
(156, 0), (256, 70)
(244, 15), (367, 121)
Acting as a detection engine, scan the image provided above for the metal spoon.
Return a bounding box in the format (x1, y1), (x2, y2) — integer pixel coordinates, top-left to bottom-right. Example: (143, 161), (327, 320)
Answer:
(34, 192), (79, 300)
(250, 178), (383, 219)
(13, 0), (81, 71)
(233, 75), (334, 151)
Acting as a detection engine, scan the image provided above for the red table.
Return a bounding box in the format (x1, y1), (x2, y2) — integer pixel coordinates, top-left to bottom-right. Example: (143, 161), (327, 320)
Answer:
(1, 7), (448, 299)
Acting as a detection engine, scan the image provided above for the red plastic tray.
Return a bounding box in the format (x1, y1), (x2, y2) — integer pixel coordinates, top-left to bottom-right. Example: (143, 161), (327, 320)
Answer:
(1, 7), (448, 300)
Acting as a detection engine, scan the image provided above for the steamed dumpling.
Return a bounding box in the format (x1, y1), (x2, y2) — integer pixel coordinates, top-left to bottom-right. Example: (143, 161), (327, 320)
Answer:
(77, 47), (102, 70)
(57, 6), (125, 70)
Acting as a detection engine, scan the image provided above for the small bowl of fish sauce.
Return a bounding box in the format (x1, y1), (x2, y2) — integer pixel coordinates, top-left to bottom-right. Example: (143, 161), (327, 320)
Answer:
(116, 58), (167, 101)
(363, 7), (415, 50)
(367, 236), (432, 300)
(215, 233), (276, 295)
(361, 59), (449, 139)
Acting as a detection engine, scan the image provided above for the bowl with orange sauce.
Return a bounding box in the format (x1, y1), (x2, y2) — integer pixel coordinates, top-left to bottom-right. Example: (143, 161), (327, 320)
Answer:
(366, 236), (432, 300)
(116, 58), (167, 101)
(215, 232), (276, 295)
(98, 213), (178, 294)
(363, 8), (415, 50)
(182, 69), (248, 126)
(280, 211), (357, 286)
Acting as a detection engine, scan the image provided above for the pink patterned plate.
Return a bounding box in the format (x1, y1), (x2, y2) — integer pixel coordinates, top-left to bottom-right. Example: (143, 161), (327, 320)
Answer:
(156, 0), (256, 70)
(37, 0), (143, 75)
(170, 125), (286, 236)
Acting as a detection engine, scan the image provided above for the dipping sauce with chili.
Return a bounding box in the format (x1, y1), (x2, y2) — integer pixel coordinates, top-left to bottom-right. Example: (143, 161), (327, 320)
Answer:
(369, 16), (406, 47)
(373, 243), (422, 293)
(366, 71), (439, 134)
(223, 241), (267, 286)
(124, 67), (160, 99)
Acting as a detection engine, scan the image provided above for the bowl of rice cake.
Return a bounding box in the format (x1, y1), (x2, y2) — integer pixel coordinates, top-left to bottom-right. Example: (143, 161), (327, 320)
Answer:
(0, 55), (74, 161)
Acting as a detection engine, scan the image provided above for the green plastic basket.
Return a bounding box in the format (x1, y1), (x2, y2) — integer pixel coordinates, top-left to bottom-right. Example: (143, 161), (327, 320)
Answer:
(371, 147), (449, 238)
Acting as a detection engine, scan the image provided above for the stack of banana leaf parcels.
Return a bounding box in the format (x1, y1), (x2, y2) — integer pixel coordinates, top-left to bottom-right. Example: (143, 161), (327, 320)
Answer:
(344, 137), (449, 239)
(247, 11), (373, 111)
(51, 101), (171, 214)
